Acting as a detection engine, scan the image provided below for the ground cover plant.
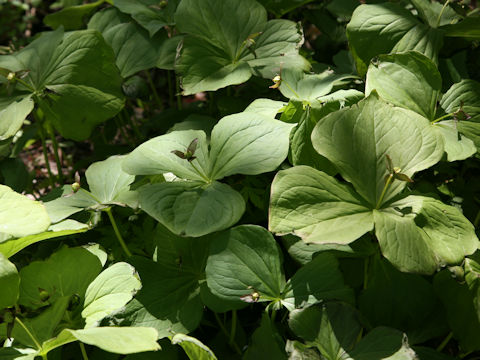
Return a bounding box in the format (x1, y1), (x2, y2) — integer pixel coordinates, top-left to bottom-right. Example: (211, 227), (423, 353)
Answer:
(1, 0), (480, 358)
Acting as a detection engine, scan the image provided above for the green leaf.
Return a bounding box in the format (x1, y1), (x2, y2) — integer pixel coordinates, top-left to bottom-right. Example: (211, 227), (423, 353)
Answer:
(113, 255), (204, 339)
(208, 112), (294, 180)
(366, 51), (441, 121)
(269, 166), (373, 244)
(0, 221), (88, 258)
(257, 0), (315, 17)
(44, 0), (105, 30)
(440, 79), (480, 152)
(434, 269), (480, 352)
(43, 186), (98, 223)
(244, 98), (287, 118)
(289, 303), (361, 359)
(123, 130), (210, 181)
(0, 28), (124, 140)
(279, 68), (356, 103)
(359, 255), (446, 343)
(0, 348), (37, 360)
(0, 185), (50, 238)
(175, 0), (307, 94)
(374, 195), (478, 274)
(171, 334), (217, 360)
(206, 225), (285, 306)
(82, 262), (141, 328)
(311, 93), (444, 207)
(88, 7), (168, 78)
(350, 327), (417, 360)
(243, 313), (287, 360)
(433, 121), (476, 161)
(0, 253), (19, 309)
(18, 246), (104, 309)
(282, 253), (354, 311)
(346, 3), (443, 76)
(0, 96), (33, 141)
(44, 327), (160, 355)
(410, 0), (461, 28)
(113, 0), (179, 36)
(441, 16), (480, 39)
(138, 181), (245, 237)
(85, 155), (137, 207)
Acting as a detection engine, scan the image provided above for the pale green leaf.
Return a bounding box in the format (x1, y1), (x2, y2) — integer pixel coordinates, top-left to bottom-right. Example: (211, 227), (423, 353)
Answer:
(138, 181), (245, 237)
(0, 185), (50, 238)
(269, 166), (373, 244)
(171, 334), (217, 360)
(374, 196), (478, 274)
(208, 112), (294, 180)
(0, 96), (33, 141)
(346, 3), (443, 76)
(206, 225), (285, 305)
(244, 98), (287, 118)
(311, 93), (444, 207)
(0, 253), (19, 309)
(82, 262), (141, 328)
(433, 121), (476, 161)
(123, 130), (210, 181)
(85, 155), (136, 206)
(366, 51), (441, 121)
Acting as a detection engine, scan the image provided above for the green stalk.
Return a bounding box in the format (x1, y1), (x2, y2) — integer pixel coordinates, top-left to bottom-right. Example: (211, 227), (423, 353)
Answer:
(175, 75), (182, 110)
(14, 77), (35, 92)
(105, 207), (132, 257)
(229, 310), (237, 346)
(145, 70), (163, 109)
(15, 317), (42, 350)
(79, 342), (89, 360)
(376, 174), (393, 209)
(123, 108), (142, 142)
(432, 112), (455, 124)
(37, 123), (55, 187)
(167, 70), (174, 108)
(363, 256), (370, 290)
(435, 0), (450, 27)
(436, 331), (453, 352)
(214, 312), (241, 355)
(46, 124), (64, 184)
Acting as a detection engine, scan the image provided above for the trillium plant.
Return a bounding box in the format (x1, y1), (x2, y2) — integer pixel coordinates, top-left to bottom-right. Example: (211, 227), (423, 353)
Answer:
(1, 0), (480, 359)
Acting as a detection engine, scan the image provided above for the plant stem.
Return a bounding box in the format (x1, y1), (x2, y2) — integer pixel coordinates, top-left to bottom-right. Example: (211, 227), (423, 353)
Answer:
(79, 342), (89, 360)
(167, 70), (174, 108)
(105, 207), (132, 257)
(175, 74), (182, 110)
(436, 332), (453, 352)
(229, 310), (237, 346)
(123, 108), (143, 141)
(145, 70), (163, 109)
(15, 317), (42, 350)
(432, 112), (455, 124)
(363, 256), (370, 290)
(214, 312), (242, 355)
(15, 77), (35, 92)
(46, 124), (63, 184)
(270, 309), (277, 322)
(435, 0), (450, 27)
(376, 174), (393, 209)
(37, 123), (55, 188)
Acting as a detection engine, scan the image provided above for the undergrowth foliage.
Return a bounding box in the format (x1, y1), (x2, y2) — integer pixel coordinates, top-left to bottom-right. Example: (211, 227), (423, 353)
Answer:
(1, 0), (480, 359)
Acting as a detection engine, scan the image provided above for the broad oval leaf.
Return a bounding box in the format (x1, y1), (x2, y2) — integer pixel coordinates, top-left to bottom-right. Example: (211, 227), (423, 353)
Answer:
(82, 262), (141, 328)
(311, 93), (444, 207)
(206, 225), (285, 306)
(0, 96), (34, 141)
(0, 253), (19, 309)
(269, 166), (373, 244)
(346, 3), (443, 76)
(366, 51), (441, 121)
(209, 112), (294, 180)
(374, 195), (479, 274)
(138, 181), (245, 237)
(85, 155), (137, 207)
(171, 334), (218, 360)
(123, 130), (209, 182)
(0, 184), (50, 238)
